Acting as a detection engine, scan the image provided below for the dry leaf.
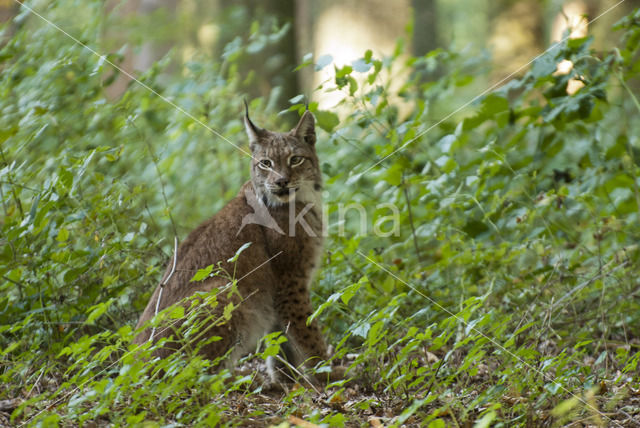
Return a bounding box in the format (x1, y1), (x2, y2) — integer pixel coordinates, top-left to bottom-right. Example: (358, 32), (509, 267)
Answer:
(369, 416), (384, 427)
(288, 415), (322, 428)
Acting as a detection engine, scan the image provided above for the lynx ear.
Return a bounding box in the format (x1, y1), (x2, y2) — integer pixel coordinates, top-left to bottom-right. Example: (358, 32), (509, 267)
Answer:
(292, 110), (316, 145)
(243, 101), (264, 148)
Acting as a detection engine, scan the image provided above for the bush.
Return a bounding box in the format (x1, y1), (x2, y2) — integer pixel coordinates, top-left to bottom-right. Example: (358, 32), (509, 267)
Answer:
(1, 1), (639, 426)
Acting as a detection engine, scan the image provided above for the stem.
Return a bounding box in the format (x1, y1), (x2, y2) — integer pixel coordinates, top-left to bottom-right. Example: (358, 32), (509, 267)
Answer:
(401, 175), (423, 263)
(0, 146), (24, 219)
(619, 72), (640, 114)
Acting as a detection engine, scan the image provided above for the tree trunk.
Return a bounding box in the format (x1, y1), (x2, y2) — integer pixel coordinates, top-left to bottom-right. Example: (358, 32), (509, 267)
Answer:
(412, 0), (438, 56)
(488, 0), (544, 82)
(219, 0), (300, 114)
(0, 0), (19, 45)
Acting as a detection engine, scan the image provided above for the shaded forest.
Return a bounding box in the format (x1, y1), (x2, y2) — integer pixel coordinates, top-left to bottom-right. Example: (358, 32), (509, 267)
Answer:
(1, 0), (640, 426)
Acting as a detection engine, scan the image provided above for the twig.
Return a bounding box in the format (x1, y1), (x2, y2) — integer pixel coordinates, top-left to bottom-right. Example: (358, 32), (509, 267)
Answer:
(0, 181), (41, 192)
(274, 354), (321, 394)
(0, 146), (24, 219)
(618, 409), (640, 427)
(401, 174), (422, 263)
(26, 368), (46, 398)
(422, 356), (445, 398)
(149, 236), (178, 342)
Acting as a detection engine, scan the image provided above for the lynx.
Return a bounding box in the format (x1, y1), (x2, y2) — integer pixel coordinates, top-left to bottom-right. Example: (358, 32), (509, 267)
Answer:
(133, 107), (331, 384)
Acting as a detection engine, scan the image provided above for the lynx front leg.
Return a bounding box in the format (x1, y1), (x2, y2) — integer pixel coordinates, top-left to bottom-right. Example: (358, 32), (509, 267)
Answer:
(274, 281), (328, 371)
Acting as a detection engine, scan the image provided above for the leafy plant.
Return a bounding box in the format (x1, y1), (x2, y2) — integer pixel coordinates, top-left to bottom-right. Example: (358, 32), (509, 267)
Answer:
(1, 1), (639, 426)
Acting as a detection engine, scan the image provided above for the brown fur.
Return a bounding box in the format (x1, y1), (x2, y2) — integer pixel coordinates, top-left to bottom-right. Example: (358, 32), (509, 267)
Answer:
(132, 110), (329, 382)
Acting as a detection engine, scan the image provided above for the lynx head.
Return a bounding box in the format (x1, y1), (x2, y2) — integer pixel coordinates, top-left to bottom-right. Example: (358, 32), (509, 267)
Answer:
(244, 107), (322, 207)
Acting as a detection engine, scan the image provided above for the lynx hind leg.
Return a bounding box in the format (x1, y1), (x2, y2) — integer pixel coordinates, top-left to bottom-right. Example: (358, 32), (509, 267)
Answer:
(266, 339), (299, 384)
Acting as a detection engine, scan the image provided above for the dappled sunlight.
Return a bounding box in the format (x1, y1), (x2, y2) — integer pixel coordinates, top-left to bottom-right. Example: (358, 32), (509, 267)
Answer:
(552, 2), (590, 95)
(312, 2), (410, 110)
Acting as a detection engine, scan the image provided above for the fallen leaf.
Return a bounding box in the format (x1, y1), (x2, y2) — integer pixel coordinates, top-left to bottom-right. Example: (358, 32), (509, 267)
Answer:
(369, 416), (384, 427)
(288, 415), (321, 428)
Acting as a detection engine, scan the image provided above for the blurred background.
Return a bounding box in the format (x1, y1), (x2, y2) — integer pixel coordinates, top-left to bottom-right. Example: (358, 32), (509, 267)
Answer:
(2, 0), (636, 106)
(1, 0), (639, 313)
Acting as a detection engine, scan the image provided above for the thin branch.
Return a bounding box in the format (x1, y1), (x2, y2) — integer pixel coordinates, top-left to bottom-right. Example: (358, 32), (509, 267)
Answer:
(401, 174), (423, 263)
(0, 146), (24, 219)
(149, 236), (179, 343)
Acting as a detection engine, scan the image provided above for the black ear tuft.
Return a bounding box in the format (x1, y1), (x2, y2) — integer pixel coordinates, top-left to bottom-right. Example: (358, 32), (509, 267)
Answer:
(243, 101), (264, 148)
(292, 110), (316, 145)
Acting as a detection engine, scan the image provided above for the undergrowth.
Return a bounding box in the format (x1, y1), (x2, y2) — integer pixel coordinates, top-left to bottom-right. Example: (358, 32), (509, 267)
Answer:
(1, 1), (640, 426)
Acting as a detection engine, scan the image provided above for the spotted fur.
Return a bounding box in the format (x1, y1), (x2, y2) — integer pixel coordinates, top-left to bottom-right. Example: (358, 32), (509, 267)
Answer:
(133, 109), (329, 384)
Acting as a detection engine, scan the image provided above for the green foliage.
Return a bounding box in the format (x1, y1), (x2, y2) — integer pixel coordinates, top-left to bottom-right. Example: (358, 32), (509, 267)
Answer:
(1, 1), (640, 426)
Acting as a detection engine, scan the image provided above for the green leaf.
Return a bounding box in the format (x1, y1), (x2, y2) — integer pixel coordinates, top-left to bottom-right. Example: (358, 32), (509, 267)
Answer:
(341, 276), (366, 305)
(348, 77), (358, 96)
(335, 64), (353, 78)
(56, 227), (70, 242)
(325, 413), (346, 427)
(551, 395), (580, 417)
(364, 49), (373, 61)
(315, 110), (340, 133)
(294, 52), (314, 71)
(434, 155), (457, 173)
(383, 163), (403, 186)
(289, 94), (305, 104)
(2, 342), (20, 356)
(396, 397), (430, 425)
(168, 305), (184, 319)
(228, 242), (252, 263)
(437, 134), (456, 152)
(223, 302), (235, 321)
(473, 410), (497, 428)
(352, 322), (370, 338)
(531, 51), (558, 78)
(85, 299), (114, 324)
(261, 332), (288, 358)
(465, 175), (479, 186)
(309, 292), (341, 323)
(58, 166), (74, 191)
(480, 94), (509, 116)
(191, 265), (214, 282)
(335, 64), (353, 88)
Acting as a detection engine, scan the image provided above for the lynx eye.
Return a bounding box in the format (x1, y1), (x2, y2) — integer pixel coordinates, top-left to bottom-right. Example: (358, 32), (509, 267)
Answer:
(290, 156), (305, 167)
(258, 159), (273, 170)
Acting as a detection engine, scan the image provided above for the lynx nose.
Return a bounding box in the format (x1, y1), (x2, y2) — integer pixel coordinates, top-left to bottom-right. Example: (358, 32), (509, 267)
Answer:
(274, 176), (289, 188)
